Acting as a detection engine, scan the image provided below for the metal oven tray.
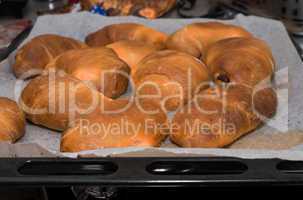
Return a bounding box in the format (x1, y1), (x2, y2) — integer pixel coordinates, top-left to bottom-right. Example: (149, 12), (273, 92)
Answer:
(0, 13), (303, 187)
(0, 157), (303, 186)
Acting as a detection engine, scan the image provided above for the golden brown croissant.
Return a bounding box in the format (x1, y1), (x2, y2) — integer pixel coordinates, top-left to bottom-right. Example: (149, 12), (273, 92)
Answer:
(133, 50), (210, 112)
(205, 37), (275, 86)
(0, 97), (26, 143)
(45, 47), (130, 98)
(13, 34), (87, 79)
(20, 72), (168, 151)
(170, 85), (277, 148)
(20, 73), (101, 131)
(166, 22), (252, 58)
(107, 40), (158, 76)
(169, 23), (277, 147)
(85, 23), (168, 49)
(60, 99), (168, 152)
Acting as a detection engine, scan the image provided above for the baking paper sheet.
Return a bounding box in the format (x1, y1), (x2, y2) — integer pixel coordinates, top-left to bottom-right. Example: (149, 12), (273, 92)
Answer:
(0, 12), (303, 160)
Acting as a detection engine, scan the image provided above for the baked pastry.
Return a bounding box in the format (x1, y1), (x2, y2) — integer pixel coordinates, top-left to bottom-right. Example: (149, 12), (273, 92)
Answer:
(169, 23), (277, 148)
(205, 37), (275, 86)
(166, 22), (252, 58)
(80, 0), (176, 19)
(0, 97), (26, 143)
(13, 34), (87, 79)
(102, 0), (176, 19)
(170, 85), (277, 148)
(60, 98), (168, 152)
(107, 40), (158, 76)
(19, 72), (168, 151)
(45, 47), (130, 98)
(133, 50), (210, 112)
(85, 23), (168, 49)
(19, 73), (101, 131)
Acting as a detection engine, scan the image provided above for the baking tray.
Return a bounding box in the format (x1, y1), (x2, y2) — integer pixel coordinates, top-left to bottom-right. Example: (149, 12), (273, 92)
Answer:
(0, 12), (303, 186)
(0, 12), (301, 159)
(1, 157), (303, 186)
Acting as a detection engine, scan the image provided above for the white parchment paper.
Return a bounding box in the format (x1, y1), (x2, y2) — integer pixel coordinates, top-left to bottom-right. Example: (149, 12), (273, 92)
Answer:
(0, 12), (303, 160)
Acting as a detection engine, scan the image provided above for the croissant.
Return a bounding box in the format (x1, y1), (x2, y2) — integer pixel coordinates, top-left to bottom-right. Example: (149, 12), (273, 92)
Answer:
(170, 85), (277, 148)
(60, 98), (168, 152)
(107, 40), (158, 76)
(169, 22), (277, 147)
(166, 22), (252, 58)
(0, 97), (26, 143)
(20, 73), (100, 131)
(45, 47), (130, 98)
(13, 34), (87, 79)
(85, 23), (168, 49)
(20, 72), (168, 151)
(133, 50), (210, 111)
(205, 37), (275, 86)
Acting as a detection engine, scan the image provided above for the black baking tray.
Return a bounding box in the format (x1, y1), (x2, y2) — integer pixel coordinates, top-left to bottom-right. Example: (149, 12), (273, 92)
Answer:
(1, 14), (303, 188)
(0, 157), (303, 187)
